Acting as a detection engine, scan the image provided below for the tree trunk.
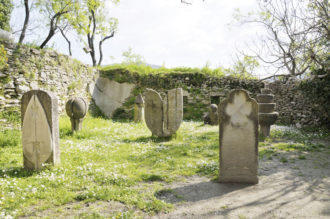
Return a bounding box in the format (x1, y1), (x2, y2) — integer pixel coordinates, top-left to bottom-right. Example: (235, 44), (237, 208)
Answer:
(59, 28), (72, 56)
(18, 0), (30, 44)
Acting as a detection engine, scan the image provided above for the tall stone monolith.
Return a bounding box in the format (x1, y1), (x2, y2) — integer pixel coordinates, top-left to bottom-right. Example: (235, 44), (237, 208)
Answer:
(21, 90), (60, 170)
(66, 97), (88, 132)
(134, 94), (144, 123)
(145, 88), (183, 137)
(219, 89), (259, 184)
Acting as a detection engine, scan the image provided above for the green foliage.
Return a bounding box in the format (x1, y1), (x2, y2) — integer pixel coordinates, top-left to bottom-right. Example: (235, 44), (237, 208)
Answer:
(297, 71), (330, 128)
(122, 47), (146, 65)
(0, 44), (8, 70)
(224, 55), (259, 79)
(101, 64), (226, 78)
(0, 129), (20, 147)
(0, 0), (13, 31)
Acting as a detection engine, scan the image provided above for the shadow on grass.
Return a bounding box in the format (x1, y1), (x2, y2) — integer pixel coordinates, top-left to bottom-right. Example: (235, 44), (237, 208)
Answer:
(122, 135), (173, 143)
(0, 166), (35, 178)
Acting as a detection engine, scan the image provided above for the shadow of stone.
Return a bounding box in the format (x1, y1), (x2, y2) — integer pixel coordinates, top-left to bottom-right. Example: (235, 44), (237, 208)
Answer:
(155, 180), (251, 203)
(122, 135), (173, 143)
(0, 167), (34, 178)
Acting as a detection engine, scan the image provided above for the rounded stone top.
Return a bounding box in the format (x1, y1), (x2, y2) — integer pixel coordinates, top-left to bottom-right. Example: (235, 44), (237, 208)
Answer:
(209, 104), (218, 112)
(66, 97), (88, 119)
(134, 94), (144, 104)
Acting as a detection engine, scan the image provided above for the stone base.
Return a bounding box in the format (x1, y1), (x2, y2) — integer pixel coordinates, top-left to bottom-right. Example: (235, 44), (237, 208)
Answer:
(260, 124), (271, 137)
(219, 174), (258, 184)
(71, 118), (83, 132)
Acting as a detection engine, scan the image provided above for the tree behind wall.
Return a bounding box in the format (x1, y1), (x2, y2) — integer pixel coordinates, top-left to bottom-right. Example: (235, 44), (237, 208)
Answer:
(0, 0), (13, 31)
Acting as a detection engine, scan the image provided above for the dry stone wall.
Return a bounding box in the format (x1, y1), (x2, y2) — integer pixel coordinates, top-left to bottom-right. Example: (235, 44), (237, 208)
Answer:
(0, 41), (98, 113)
(101, 68), (329, 128)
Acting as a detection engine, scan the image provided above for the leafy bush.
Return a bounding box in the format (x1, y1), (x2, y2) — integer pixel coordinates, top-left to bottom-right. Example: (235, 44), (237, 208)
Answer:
(0, 0), (13, 31)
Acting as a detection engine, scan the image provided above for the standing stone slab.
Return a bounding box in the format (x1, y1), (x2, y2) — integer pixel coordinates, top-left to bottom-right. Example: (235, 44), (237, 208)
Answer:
(219, 89), (259, 184)
(145, 89), (164, 137)
(163, 88), (183, 136)
(21, 90), (59, 170)
(145, 88), (183, 137)
(134, 94), (145, 123)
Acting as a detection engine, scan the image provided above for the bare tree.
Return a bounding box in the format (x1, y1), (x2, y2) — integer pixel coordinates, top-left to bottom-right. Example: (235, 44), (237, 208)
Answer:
(237, 0), (329, 80)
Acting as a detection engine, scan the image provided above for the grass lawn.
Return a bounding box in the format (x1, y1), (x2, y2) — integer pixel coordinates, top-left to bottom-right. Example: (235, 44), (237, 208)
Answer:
(0, 115), (328, 218)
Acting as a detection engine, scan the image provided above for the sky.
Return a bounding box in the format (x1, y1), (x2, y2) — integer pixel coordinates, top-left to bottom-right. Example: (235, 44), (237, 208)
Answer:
(11, 0), (261, 73)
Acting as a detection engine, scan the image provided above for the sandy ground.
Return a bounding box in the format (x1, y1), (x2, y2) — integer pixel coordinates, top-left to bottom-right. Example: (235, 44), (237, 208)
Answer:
(153, 147), (330, 219)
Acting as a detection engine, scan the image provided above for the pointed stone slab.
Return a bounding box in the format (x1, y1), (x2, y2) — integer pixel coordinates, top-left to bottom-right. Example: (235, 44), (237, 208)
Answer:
(163, 88), (183, 136)
(144, 89), (163, 137)
(219, 89), (259, 184)
(21, 90), (59, 170)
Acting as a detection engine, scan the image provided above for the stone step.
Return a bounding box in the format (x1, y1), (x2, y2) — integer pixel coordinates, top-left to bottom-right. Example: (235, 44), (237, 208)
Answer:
(258, 103), (276, 113)
(257, 94), (274, 103)
(259, 112), (279, 125)
(261, 88), (272, 94)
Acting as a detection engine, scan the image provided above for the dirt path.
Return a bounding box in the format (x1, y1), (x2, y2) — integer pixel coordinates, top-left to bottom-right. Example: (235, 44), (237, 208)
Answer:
(153, 148), (330, 219)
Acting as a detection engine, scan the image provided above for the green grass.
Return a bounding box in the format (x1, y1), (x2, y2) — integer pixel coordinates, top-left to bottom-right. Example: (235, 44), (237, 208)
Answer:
(0, 115), (219, 218)
(100, 63), (227, 78)
(0, 115), (328, 218)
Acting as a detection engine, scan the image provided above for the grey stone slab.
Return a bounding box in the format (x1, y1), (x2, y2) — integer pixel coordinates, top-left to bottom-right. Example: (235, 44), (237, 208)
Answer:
(134, 94), (145, 123)
(164, 88), (183, 135)
(21, 90), (59, 170)
(145, 88), (183, 137)
(144, 89), (164, 137)
(219, 89), (259, 184)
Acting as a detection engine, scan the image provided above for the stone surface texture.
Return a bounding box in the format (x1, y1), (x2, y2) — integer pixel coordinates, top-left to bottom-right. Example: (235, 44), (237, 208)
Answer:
(257, 84), (279, 137)
(145, 88), (183, 137)
(134, 94), (144, 123)
(92, 77), (135, 118)
(203, 104), (219, 125)
(0, 41), (97, 113)
(21, 90), (59, 170)
(66, 97), (88, 132)
(219, 89), (259, 184)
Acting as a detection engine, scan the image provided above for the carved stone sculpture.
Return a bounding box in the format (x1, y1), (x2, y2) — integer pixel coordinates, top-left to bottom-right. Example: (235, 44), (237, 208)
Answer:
(21, 90), (60, 170)
(65, 97), (88, 132)
(257, 83), (278, 137)
(145, 88), (183, 137)
(203, 104), (219, 125)
(219, 89), (259, 184)
(134, 94), (144, 123)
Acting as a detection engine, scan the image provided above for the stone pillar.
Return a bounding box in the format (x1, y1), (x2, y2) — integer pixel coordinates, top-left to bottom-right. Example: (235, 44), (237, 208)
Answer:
(134, 94), (144, 123)
(219, 89), (259, 184)
(144, 88), (183, 137)
(65, 97), (88, 132)
(257, 83), (278, 137)
(21, 90), (60, 170)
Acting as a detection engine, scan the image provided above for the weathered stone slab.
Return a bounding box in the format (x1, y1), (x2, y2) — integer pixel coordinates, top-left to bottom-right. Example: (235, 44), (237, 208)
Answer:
(21, 90), (59, 170)
(145, 88), (183, 137)
(164, 88), (183, 135)
(134, 94), (144, 123)
(145, 89), (164, 137)
(203, 104), (219, 125)
(219, 89), (259, 184)
(92, 77), (135, 117)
